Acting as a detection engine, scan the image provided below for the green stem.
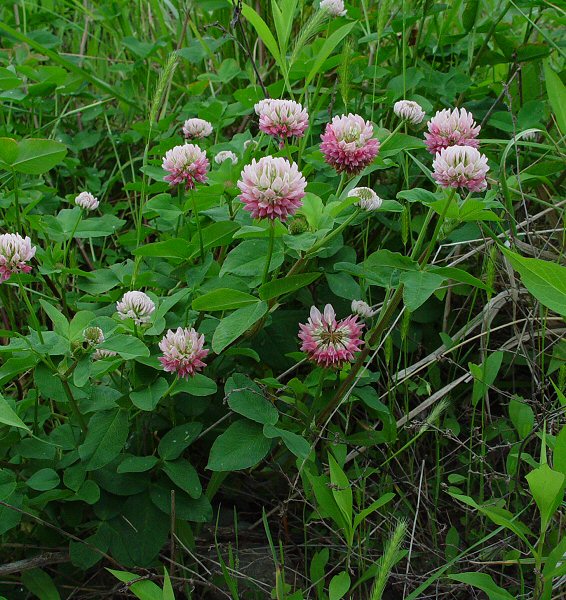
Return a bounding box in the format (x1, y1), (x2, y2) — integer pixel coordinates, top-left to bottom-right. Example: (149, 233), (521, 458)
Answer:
(16, 275), (44, 344)
(419, 189), (455, 265)
(61, 377), (88, 434)
(262, 221), (276, 285)
(335, 172), (347, 199)
(191, 189), (205, 261)
(62, 209), (83, 268)
(13, 171), (21, 232)
(307, 209), (360, 257)
(380, 122), (403, 149)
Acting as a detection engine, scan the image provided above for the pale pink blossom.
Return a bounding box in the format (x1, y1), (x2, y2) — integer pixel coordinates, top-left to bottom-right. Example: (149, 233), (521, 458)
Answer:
(347, 187), (382, 211)
(351, 300), (377, 318)
(424, 108), (481, 155)
(162, 143), (209, 189)
(237, 156), (306, 221)
(93, 348), (118, 361)
(299, 304), (364, 368)
(182, 118), (213, 140)
(214, 150), (238, 165)
(393, 100), (425, 125)
(159, 327), (208, 378)
(320, 0), (346, 16)
(75, 191), (99, 211)
(83, 326), (104, 347)
(116, 291), (155, 325)
(432, 145), (489, 192)
(254, 99), (309, 142)
(0, 233), (36, 282)
(320, 114), (380, 174)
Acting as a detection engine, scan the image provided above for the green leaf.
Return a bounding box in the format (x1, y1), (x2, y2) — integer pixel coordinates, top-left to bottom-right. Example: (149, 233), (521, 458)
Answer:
(99, 335), (150, 359)
(259, 272), (322, 301)
(117, 455), (159, 474)
(329, 571), (350, 600)
(107, 569), (164, 600)
(400, 270), (445, 311)
(263, 424), (310, 460)
(75, 214), (125, 238)
(225, 374), (278, 425)
(22, 569), (61, 600)
(353, 493), (395, 531)
(132, 237), (191, 259)
(305, 21), (356, 87)
(328, 454), (352, 529)
(544, 61), (566, 135)
(221, 239), (284, 280)
(158, 422), (202, 461)
(211, 301), (268, 354)
(509, 398), (534, 439)
(79, 409), (129, 471)
(428, 266), (490, 292)
(130, 377), (169, 411)
(554, 425), (566, 478)
(470, 351), (503, 406)
(9, 139), (67, 175)
(0, 137), (18, 167)
(449, 573), (515, 600)
(175, 374), (217, 397)
(39, 300), (69, 336)
(207, 419), (271, 472)
(26, 468), (60, 491)
(163, 458), (202, 499)
(501, 248), (566, 316)
(192, 288), (259, 311)
(241, 3), (282, 70)
(163, 570), (175, 600)
(525, 463), (565, 533)
(0, 393), (30, 432)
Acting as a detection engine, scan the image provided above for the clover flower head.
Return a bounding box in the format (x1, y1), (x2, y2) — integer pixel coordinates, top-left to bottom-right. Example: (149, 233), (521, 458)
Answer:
(347, 187), (382, 211)
(320, 113), (380, 174)
(432, 145), (489, 192)
(159, 327), (209, 378)
(424, 107), (481, 155)
(0, 233), (36, 282)
(237, 156), (307, 221)
(254, 99), (309, 142)
(394, 100), (426, 125)
(162, 143), (209, 189)
(116, 291), (155, 325)
(215, 150), (238, 165)
(299, 304), (364, 368)
(182, 118), (213, 140)
(75, 191), (99, 211)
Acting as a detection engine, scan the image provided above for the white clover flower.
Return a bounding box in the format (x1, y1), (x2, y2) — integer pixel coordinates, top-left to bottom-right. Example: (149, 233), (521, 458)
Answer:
(214, 150), (238, 165)
(320, 0), (347, 17)
(116, 291), (155, 325)
(347, 187), (382, 211)
(393, 100), (426, 125)
(75, 191), (99, 211)
(351, 300), (377, 318)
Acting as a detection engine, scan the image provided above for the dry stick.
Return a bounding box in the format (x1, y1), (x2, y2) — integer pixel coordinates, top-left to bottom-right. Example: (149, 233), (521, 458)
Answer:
(403, 460), (426, 598)
(0, 552), (69, 576)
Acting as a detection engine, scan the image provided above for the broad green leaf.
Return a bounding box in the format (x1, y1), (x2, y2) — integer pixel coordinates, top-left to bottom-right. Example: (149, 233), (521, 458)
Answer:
(329, 571), (350, 600)
(22, 569), (61, 600)
(221, 239), (284, 280)
(263, 424), (311, 460)
(306, 472), (349, 532)
(150, 482), (212, 522)
(117, 455), (159, 474)
(10, 139), (67, 175)
(192, 288), (259, 311)
(0, 393), (31, 432)
(158, 422), (202, 461)
(99, 335), (149, 359)
(174, 374), (217, 397)
(79, 409), (129, 471)
(428, 266), (490, 292)
(502, 248), (566, 316)
(107, 570), (163, 600)
(241, 3), (282, 70)
(509, 398), (534, 439)
(26, 468), (60, 491)
(328, 453), (352, 528)
(130, 377), (169, 411)
(163, 458), (202, 499)
(400, 270), (445, 311)
(75, 214), (125, 238)
(163, 570), (175, 600)
(0, 137), (19, 168)
(39, 299), (69, 336)
(132, 238), (191, 259)
(207, 419), (271, 471)
(449, 573), (514, 600)
(225, 373), (278, 425)
(212, 301), (268, 354)
(259, 272), (322, 301)
(353, 492), (395, 531)
(554, 425), (566, 477)
(470, 351), (503, 406)
(544, 61), (566, 135)
(525, 463), (565, 532)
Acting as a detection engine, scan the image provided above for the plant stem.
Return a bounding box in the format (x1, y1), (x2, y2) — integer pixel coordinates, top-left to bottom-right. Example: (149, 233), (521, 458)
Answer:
(13, 171), (21, 232)
(16, 275), (44, 344)
(62, 209), (83, 268)
(262, 221), (276, 285)
(61, 377), (88, 434)
(191, 189), (205, 261)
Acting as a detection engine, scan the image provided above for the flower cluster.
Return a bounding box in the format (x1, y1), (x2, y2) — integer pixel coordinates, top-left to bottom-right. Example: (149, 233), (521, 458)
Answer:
(255, 99), (309, 143)
(162, 143), (209, 189)
(347, 187), (382, 211)
(0, 233), (36, 282)
(116, 291), (155, 325)
(351, 300), (377, 319)
(214, 150), (238, 165)
(83, 326), (104, 347)
(182, 118), (213, 140)
(299, 304), (364, 368)
(321, 114), (380, 175)
(159, 327), (209, 378)
(424, 108), (481, 155)
(394, 100), (425, 125)
(432, 145), (489, 192)
(237, 156), (307, 221)
(320, 0), (346, 17)
(75, 191), (99, 211)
